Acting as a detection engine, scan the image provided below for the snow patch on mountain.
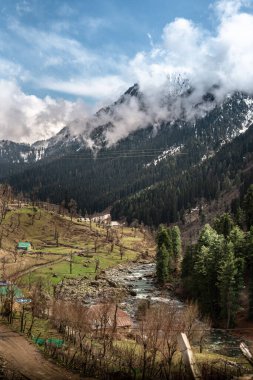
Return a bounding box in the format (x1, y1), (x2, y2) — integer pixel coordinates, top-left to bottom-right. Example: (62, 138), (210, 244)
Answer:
(240, 97), (253, 134)
(145, 144), (184, 168)
(19, 152), (29, 163)
(201, 151), (215, 162)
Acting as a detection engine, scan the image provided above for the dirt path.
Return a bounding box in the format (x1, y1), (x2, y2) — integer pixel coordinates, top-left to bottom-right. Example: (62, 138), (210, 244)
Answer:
(8, 255), (67, 281)
(0, 324), (82, 380)
(7, 247), (95, 281)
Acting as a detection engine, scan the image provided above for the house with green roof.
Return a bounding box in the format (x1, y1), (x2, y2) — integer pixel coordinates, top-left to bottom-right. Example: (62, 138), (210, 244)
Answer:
(0, 284), (23, 297)
(17, 242), (32, 251)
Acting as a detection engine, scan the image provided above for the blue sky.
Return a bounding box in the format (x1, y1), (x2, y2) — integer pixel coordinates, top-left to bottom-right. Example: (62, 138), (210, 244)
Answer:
(0, 0), (253, 143)
(0, 0), (215, 101)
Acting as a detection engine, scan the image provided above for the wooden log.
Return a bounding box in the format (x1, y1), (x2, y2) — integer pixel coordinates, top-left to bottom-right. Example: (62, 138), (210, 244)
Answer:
(240, 342), (253, 366)
(177, 332), (202, 380)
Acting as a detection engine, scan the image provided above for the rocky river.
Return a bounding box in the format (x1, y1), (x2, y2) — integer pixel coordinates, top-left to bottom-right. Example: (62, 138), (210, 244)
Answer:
(105, 262), (249, 358)
(104, 262), (182, 316)
(56, 260), (250, 358)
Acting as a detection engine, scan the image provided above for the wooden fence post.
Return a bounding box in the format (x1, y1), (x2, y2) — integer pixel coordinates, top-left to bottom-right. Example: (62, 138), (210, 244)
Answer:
(240, 342), (253, 367)
(177, 332), (202, 380)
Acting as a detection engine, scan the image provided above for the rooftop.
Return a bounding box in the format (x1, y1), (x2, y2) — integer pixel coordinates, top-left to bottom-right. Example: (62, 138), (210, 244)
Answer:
(87, 304), (132, 328)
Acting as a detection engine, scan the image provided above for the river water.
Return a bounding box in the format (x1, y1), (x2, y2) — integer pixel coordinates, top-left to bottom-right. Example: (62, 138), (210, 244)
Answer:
(106, 262), (248, 358)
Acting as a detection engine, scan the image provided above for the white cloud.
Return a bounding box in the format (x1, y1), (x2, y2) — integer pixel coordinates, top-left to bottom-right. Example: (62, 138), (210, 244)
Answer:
(86, 0), (253, 146)
(127, 0), (253, 100)
(1, 0), (253, 146)
(8, 20), (96, 68)
(83, 16), (109, 31)
(0, 80), (91, 143)
(40, 75), (128, 99)
(16, 0), (32, 16)
(0, 58), (24, 79)
(214, 0), (250, 18)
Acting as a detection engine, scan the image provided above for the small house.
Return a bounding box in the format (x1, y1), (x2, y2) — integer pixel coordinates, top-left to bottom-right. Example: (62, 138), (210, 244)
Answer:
(91, 214), (111, 224)
(110, 221), (120, 228)
(17, 242), (32, 251)
(87, 304), (132, 331)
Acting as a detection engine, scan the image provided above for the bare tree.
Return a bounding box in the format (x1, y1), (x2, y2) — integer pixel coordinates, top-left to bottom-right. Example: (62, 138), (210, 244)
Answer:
(11, 250), (18, 263)
(69, 252), (73, 274)
(94, 237), (98, 253)
(1, 257), (7, 280)
(68, 199), (77, 221)
(27, 279), (47, 337)
(119, 245), (124, 260)
(0, 184), (12, 223)
(137, 302), (208, 379)
(54, 225), (59, 246)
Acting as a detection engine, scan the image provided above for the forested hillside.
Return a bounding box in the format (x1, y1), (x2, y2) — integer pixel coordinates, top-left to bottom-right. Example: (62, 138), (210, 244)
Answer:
(112, 118), (253, 226)
(2, 90), (253, 226)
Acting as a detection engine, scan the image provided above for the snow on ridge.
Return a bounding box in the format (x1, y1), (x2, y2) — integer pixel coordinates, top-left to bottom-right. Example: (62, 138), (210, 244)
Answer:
(19, 152), (29, 163)
(244, 97), (253, 107)
(145, 144), (184, 168)
(201, 151), (215, 162)
(32, 140), (49, 151)
(239, 105), (253, 135)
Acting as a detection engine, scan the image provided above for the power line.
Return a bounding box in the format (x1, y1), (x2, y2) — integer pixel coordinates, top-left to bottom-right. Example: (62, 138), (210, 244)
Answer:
(33, 148), (187, 161)
(59, 154), (187, 160)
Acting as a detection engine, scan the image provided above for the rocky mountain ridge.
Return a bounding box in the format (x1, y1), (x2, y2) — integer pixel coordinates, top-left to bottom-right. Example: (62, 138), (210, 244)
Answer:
(1, 84), (253, 225)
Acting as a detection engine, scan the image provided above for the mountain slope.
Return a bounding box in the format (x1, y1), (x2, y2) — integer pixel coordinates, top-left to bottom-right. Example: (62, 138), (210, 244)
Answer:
(112, 119), (253, 225)
(1, 86), (253, 224)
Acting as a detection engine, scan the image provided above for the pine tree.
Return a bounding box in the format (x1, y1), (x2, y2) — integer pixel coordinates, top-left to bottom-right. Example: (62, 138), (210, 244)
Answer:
(192, 224), (224, 318)
(171, 226), (182, 274)
(244, 185), (253, 229)
(247, 227), (253, 320)
(156, 243), (169, 285)
(213, 213), (235, 237)
(156, 225), (172, 284)
(229, 226), (245, 259)
(217, 241), (241, 328)
(156, 225), (170, 250)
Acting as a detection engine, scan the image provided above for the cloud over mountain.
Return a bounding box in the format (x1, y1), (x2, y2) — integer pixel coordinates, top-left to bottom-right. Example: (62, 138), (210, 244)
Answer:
(1, 0), (253, 144)
(0, 80), (91, 142)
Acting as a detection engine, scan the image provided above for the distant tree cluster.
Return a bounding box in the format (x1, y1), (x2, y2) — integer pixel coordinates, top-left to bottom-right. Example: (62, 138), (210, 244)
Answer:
(154, 186), (253, 327)
(156, 225), (182, 285)
(181, 186), (253, 327)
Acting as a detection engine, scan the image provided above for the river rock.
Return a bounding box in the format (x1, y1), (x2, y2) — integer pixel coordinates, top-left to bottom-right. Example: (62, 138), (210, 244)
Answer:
(106, 279), (119, 288)
(90, 281), (100, 287)
(144, 273), (153, 278)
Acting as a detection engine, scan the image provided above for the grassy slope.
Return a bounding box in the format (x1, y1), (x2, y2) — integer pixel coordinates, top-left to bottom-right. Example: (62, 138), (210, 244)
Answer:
(0, 206), (155, 292)
(1, 206), (249, 376)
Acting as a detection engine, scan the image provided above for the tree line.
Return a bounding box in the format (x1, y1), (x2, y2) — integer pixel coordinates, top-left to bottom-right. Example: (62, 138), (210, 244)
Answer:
(156, 184), (253, 328)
